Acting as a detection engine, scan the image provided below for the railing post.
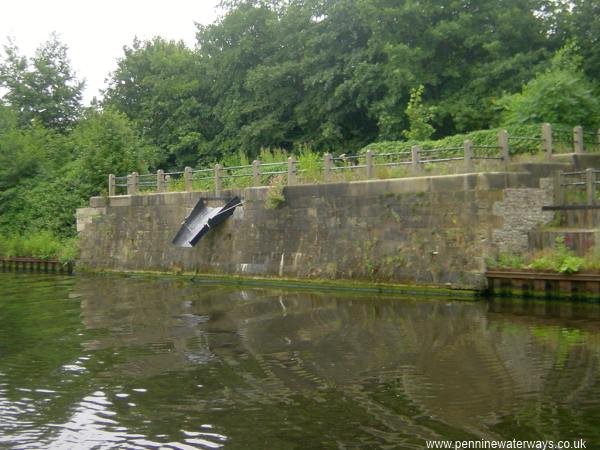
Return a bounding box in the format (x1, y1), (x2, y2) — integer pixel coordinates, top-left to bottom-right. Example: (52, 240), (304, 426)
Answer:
(542, 123), (552, 160)
(215, 164), (222, 197)
(574, 126), (584, 153)
(184, 167), (193, 192)
(555, 170), (564, 206)
(127, 172), (139, 195)
(252, 160), (261, 186)
(108, 174), (115, 197)
(132, 172), (139, 194)
(464, 139), (473, 172)
(323, 153), (333, 182)
(411, 145), (421, 175)
(157, 169), (165, 193)
(499, 129), (509, 164)
(366, 150), (374, 179)
(287, 156), (297, 186)
(586, 168), (595, 206)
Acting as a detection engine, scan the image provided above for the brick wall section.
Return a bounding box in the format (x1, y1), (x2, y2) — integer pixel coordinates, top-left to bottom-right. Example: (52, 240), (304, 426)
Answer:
(77, 172), (550, 290)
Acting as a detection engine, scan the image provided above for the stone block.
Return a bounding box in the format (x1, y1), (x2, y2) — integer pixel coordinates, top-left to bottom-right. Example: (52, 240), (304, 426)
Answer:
(90, 196), (107, 208)
(76, 207), (106, 233)
(162, 192), (187, 205)
(106, 196), (132, 208)
(384, 177), (430, 194)
(243, 186), (270, 201)
(428, 174), (469, 193)
(506, 172), (539, 188)
(475, 172), (509, 191)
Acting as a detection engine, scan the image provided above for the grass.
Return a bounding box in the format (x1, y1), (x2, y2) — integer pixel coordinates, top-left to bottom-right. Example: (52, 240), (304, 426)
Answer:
(0, 232), (79, 263)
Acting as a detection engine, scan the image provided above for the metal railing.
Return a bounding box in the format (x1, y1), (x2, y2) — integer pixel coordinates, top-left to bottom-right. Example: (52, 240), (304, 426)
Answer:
(108, 123), (600, 197)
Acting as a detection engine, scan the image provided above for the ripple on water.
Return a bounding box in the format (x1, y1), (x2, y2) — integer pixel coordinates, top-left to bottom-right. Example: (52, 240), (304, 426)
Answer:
(2, 274), (600, 447)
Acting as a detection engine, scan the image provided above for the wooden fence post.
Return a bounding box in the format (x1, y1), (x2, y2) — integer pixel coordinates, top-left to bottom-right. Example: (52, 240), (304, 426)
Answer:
(288, 156), (297, 185)
(215, 164), (222, 197)
(464, 139), (473, 172)
(411, 145), (421, 175)
(252, 160), (261, 186)
(108, 174), (115, 197)
(323, 153), (333, 182)
(555, 170), (564, 205)
(542, 123), (552, 160)
(157, 169), (166, 193)
(366, 150), (374, 179)
(574, 126), (584, 153)
(586, 168), (596, 206)
(184, 167), (193, 191)
(499, 130), (509, 163)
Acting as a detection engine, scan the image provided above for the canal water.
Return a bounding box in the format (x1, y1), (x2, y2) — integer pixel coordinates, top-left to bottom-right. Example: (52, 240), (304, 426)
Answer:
(0, 273), (599, 449)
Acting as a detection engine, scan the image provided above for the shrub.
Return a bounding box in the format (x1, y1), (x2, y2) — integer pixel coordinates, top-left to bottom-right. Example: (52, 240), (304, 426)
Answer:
(58, 237), (79, 263)
(265, 175), (286, 209)
(297, 144), (322, 184)
(0, 232), (78, 262)
(362, 124), (543, 157)
(528, 237), (584, 274)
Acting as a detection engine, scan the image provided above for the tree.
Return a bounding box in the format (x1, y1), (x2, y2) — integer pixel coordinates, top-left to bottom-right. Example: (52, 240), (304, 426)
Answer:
(104, 0), (571, 159)
(497, 44), (600, 128)
(403, 85), (435, 141)
(0, 34), (84, 132)
(103, 37), (210, 168)
(567, 0), (600, 83)
(69, 108), (158, 189)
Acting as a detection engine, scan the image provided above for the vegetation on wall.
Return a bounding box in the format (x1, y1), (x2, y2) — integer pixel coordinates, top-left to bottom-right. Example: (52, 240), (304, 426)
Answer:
(1, 0), (600, 253)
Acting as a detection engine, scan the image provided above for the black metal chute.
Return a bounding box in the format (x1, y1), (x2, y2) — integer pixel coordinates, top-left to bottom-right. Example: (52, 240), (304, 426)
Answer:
(172, 197), (242, 247)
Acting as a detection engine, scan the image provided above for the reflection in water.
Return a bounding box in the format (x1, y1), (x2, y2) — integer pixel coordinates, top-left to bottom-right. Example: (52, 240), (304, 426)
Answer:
(1, 273), (600, 448)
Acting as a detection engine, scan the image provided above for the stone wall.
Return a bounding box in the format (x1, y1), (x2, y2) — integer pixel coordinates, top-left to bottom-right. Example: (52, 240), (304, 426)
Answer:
(77, 171), (553, 289)
(492, 178), (554, 252)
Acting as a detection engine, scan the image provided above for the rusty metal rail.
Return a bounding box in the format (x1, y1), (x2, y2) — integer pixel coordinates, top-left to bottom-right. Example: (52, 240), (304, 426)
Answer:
(486, 269), (600, 297)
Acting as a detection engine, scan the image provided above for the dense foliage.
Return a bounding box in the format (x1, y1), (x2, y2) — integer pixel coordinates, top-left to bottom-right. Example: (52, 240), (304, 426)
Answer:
(1, 0), (600, 244)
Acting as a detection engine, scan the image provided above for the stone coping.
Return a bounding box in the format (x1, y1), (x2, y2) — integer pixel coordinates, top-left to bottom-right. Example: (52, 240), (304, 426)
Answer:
(89, 171), (535, 208)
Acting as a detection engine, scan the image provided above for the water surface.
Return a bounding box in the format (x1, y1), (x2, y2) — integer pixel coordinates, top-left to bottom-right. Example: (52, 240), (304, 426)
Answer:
(1, 273), (599, 449)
